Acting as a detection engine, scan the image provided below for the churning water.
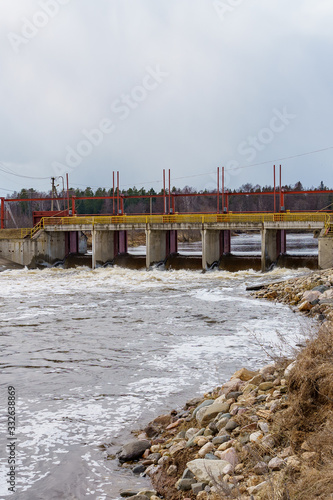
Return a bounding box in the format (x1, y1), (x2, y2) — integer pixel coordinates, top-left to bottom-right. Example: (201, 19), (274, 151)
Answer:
(0, 236), (317, 499)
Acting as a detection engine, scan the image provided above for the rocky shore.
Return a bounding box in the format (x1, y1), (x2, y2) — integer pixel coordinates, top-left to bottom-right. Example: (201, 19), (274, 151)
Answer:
(113, 268), (333, 500)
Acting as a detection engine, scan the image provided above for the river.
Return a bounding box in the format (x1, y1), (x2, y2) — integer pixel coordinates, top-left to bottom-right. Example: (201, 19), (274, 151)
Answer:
(0, 234), (317, 499)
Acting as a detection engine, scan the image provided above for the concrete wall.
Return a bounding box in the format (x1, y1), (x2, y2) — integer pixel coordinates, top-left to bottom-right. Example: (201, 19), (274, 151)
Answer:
(318, 237), (333, 269)
(92, 230), (115, 269)
(261, 229), (279, 271)
(0, 231), (67, 266)
(202, 229), (221, 269)
(146, 230), (167, 268)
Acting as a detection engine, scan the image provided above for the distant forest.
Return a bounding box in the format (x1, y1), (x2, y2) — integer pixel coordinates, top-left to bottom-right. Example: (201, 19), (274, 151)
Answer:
(4, 181), (333, 228)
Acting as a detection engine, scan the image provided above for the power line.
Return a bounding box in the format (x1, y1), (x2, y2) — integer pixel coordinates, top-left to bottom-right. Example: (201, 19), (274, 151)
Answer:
(0, 162), (50, 180)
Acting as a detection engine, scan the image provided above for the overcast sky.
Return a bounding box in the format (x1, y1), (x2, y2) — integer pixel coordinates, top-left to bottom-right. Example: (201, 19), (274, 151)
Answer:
(0, 0), (333, 196)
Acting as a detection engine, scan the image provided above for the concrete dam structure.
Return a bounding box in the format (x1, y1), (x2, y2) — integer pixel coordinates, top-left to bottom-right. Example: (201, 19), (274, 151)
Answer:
(0, 213), (333, 271)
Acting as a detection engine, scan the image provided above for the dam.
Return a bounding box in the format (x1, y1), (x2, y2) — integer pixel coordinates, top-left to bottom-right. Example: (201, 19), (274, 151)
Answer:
(0, 212), (332, 271)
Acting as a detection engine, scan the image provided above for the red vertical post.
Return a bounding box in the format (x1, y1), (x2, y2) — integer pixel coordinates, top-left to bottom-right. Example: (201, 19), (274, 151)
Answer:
(117, 171), (120, 214)
(226, 190), (229, 212)
(163, 169), (166, 214)
(121, 195), (124, 214)
(222, 167), (225, 213)
(273, 165), (276, 213)
(172, 194), (175, 213)
(279, 164), (283, 211)
(168, 169), (171, 213)
(112, 171), (115, 215)
(0, 198), (4, 229)
(71, 196), (76, 215)
(217, 167), (220, 214)
(66, 173), (70, 213)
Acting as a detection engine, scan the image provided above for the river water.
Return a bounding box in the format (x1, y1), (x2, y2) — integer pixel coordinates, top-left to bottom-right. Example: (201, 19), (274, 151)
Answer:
(0, 234), (317, 499)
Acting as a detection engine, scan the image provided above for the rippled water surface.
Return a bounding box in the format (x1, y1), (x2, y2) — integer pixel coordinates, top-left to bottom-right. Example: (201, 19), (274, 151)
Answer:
(0, 241), (316, 499)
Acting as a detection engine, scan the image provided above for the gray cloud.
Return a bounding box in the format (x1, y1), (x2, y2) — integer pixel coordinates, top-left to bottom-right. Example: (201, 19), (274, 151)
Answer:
(0, 0), (333, 196)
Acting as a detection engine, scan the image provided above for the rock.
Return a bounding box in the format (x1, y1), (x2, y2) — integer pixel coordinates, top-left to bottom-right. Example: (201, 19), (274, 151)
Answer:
(220, 378), (243, 395)
(312, 285), (329, 293)
(186, 458), (230, 483)
(242, 383), (258, 395)
(182, 468), (195, 479)
(166, 419), (183, 430)
(212, 435), (230, 445)
(127, 496), (149, 500)
(137, 491), (157, 499)
(157, 456), (168, 466)
(250, 431), (263, 443)
(167, 464), (177, 476)
(185, 428), (199, 440)
(198, 442), (215, 457)
(279, 446), (293, 459)
(253, 461), (269, 475)
(118, 440), (151, 463)
(302, 290), (321, 302)
(298, 300), (313, 311)
(259, 364), (276, 376)
(133, 464), (146, 474)
(195, 437), (208, 447)
(222, 463), (234, 475)
(147, 453), (161, 464)
(120, 491), (139, 497)
(225, 419), (238, 432)
(268, 457), (285, 470)
(191, 483), (205, 494)
(321, 289), (333, 299)
(218, 447), (239, 466)
(284, 361), (297, 379)
(152, 414), (171, 426)
(232, 368), (258, 381)
(260, 434), (275, 450)
(185, 397), (203, 408)
(258, 422), (269, 434)
(144, 464), (160, 477)
(169, 440), (186, 456)
(144, 424), (160, 438)
(175, 478), (196, 491)
(258, 382), (274, 391)
(193, 400), (214, 417)
(204, 453), (219, 460)
(217, 441), (233, 452)
(248, 481), (267, 495)
(249, 374), (264, 385)
(226, 391), (242, 400)
(216, 416), (231, 431)
(196, 402), (231, 426)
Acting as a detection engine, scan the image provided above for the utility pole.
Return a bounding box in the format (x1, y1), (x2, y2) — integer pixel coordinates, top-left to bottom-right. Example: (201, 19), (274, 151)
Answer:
(51, 177), (55, 211)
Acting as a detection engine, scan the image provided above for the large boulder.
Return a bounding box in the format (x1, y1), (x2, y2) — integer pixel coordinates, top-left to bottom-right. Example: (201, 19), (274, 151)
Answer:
(196, 402), (231, 426)
(186, 458), (230, 483)
(117, 440), (151, 463)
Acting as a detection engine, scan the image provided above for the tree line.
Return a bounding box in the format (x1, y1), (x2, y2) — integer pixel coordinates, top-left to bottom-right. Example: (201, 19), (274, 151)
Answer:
(3, 181), (333, 228)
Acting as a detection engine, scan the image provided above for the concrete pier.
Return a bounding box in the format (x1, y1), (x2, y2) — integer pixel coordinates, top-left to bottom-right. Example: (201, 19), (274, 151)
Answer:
(146, 229), (178, 267)
(318, 237), (333, 269)
(0, 213), (330, 270)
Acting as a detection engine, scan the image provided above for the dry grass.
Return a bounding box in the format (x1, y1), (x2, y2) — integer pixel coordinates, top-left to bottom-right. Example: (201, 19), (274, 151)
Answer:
(272, 321), (333, 499)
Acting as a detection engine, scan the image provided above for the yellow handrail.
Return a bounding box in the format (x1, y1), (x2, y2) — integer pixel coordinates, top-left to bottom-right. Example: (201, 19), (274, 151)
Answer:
(23, 212), (332, 236)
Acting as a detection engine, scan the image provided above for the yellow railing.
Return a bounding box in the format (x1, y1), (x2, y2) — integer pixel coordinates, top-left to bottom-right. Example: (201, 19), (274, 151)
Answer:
(20, 212), (332, 238)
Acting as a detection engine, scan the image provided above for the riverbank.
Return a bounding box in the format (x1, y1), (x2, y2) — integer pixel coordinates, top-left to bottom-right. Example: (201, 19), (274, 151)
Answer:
(114, 267), (333, 499)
